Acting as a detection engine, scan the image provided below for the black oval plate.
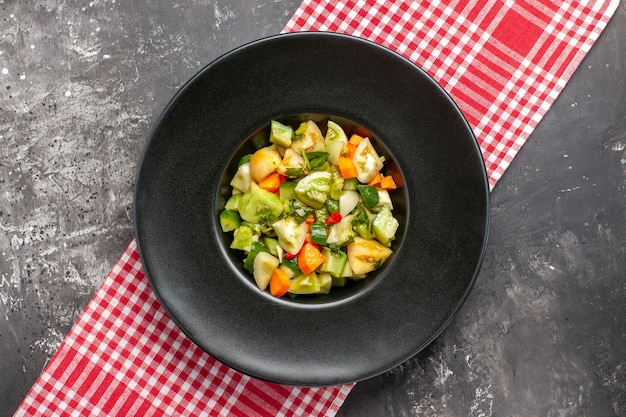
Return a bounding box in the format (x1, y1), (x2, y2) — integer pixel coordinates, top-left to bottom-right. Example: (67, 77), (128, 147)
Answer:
(134, 32), (490, 387)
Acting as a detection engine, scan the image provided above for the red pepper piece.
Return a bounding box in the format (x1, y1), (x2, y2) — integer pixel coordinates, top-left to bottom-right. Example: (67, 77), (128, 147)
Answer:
(326, 211), (342, 225)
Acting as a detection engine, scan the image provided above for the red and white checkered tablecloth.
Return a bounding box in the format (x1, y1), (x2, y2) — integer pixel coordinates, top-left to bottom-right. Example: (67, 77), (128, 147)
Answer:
(15, 1), (618, 416)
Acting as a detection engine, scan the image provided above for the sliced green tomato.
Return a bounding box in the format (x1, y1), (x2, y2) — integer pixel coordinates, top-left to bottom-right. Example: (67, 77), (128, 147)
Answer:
(238, 182), (283, 223)
(318, 272), (332, 294)
(278, 148), (305, 177)
(372, 204), (399, 245)
(291, 120), (324, 153)
(272, 217), (307, 255)
(325, 120), (348, 144)
(352, 137), (384, 183)
(253, 251), (280, 291)
(294, 171), (332, 209)
(230, 162), (252, 194)
(347, 237), (393, 275)
(326, 140), (345, 166)
(304, 120), (325, 151)
(269, 120), (293, 147)
(326, 214), (355, 245)
(325, 120), (348, 166)
(289, 272), (321, 294)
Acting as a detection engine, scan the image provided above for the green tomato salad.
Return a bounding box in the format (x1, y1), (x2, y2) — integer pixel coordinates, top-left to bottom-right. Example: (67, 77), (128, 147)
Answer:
(219, 119), (401, 297)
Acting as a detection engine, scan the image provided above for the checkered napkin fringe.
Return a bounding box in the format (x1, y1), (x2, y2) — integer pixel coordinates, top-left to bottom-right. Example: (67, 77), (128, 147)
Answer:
(15, 1), (618, 416)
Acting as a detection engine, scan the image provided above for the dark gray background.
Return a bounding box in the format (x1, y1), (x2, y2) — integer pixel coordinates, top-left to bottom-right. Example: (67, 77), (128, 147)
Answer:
(0, 1), (624, 416)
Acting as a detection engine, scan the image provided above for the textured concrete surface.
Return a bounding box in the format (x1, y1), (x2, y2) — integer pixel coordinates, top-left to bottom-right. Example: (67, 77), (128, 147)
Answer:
(1, 1), (625, 416)
(339, 3), (626, 416)
(0, 1), (300, 414)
